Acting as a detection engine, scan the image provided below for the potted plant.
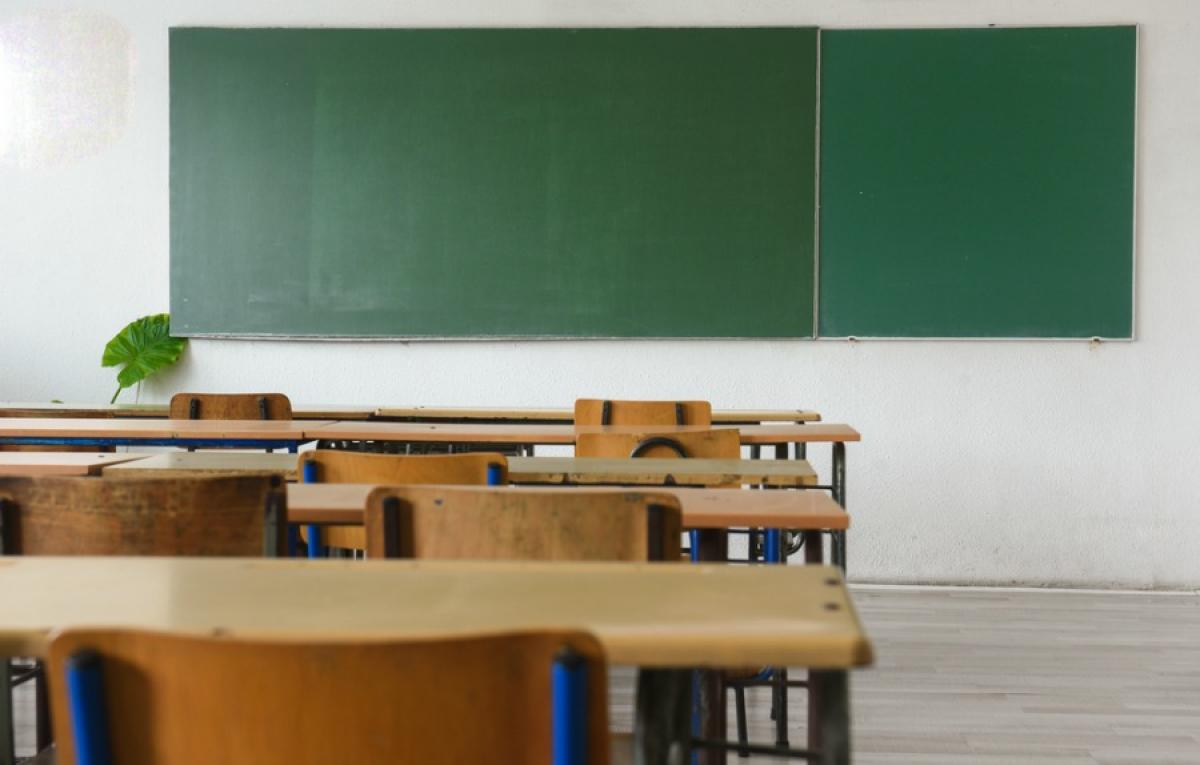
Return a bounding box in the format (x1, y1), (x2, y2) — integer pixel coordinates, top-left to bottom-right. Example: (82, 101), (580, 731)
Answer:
(102, 313), (187, 403)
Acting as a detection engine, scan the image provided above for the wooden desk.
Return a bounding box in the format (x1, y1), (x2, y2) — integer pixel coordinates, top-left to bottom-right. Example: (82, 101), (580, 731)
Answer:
(0, 418), (328, 450)
(0, 402), (166, 418)
(0, 557), (868, 666)
(0, 403), (821, 424)
(0, 452), (148, 476)
(508, 456), (816, 487)
(375, 405), (822, 424)
(0, 557), (869, 763)
(104, 453), (818, 488)
(103, 452), (302, 480)
(286, 483), (848, 531)
(0, 402), (374, 420)
(306, 421), (860, 446)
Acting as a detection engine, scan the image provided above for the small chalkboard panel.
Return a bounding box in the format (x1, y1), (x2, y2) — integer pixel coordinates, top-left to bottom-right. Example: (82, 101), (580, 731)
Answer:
(818, 26), (1136, 338)
(170, 28), (818, 338)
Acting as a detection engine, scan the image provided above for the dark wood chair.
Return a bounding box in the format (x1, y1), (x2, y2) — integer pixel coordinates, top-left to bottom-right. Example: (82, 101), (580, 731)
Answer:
(365, 486), (681, 562)
(0, 475), (287, 557)
(169, 392), (292, 420)
(574, 429), (740, 462)
(574, 398), (712, 427)
(47, 628), (609, 765)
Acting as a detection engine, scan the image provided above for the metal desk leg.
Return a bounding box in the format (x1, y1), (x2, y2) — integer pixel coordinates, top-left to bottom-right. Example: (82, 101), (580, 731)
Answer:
(810, 670), (850, 765)
(804, 530), (824, 754)
(0, 660), (13, 765)
(35, 665), (50, 752)
(635, 669), (691, 765)
(696, 670), (727, 765)
(692, 530), (728, 765)
(831, 442), (846, 506)
(831, 441), (847, 572)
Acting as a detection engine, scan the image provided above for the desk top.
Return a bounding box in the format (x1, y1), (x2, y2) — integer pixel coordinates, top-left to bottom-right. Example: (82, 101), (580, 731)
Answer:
(0, 452), (148, 476)
(104, 452), (819, 488)
(375, 406), (822, 424)
(0, 402), (166, 418)
(0, 403), (819, 424)
(507, 456), (817, 487)
(307, 422), (861, 445)
(286, 483), (848, 531)
(0, 418), (327, 440)
(102, 452), (301, 480)
(0, 403), (375, 420)
(0, 557), (871, 668)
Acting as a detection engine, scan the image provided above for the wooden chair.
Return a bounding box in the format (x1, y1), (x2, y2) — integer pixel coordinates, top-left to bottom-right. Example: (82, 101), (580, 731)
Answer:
(574, 398), (712, 427)
(365, 486), (681, 561)
(574, 429), (760, 744)
(169, 392), (292, 420)
(0, 475), (286, 764)
(47, 628), (609, 765)
(299, 451), (508, 551)
(574, 428), (741, 462)
(0, 475), (287, 557)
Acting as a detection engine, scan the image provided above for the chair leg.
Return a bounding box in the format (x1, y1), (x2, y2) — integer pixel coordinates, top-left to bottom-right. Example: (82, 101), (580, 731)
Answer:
(35, 663), (51, 752)
(773, 668), (789, 748)
(732, 683), (750, 758)
(1, 659), (14, 765)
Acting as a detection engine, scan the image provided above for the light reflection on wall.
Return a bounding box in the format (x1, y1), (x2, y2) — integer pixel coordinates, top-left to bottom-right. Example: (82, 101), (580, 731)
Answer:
(0, 9), (132, 169)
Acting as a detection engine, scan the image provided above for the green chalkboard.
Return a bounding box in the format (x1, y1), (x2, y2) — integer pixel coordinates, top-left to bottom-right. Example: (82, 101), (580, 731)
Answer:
(819, 27), (1136, 338)
(170, 28), (817, 338)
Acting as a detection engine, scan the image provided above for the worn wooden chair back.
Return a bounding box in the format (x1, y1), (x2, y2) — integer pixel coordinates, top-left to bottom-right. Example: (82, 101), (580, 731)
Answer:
(574, 398), (712, 427)
(300, 451), (508, 550)
(0, 475), (286, 556)
(574, 429), (741, 460)
(301, 450), (507, 485)
(48, 628), (609, 765)
(169, 392), (293, 420)
(365, 487), (681, 561)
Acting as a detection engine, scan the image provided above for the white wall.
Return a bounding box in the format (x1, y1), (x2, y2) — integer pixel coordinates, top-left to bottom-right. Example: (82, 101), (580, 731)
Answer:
(2, 0), (1197, 588)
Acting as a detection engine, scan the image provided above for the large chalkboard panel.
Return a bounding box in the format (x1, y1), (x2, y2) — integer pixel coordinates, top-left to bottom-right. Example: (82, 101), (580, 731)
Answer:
(170, 28), (818, 338)
(819, 26), (1136, 338)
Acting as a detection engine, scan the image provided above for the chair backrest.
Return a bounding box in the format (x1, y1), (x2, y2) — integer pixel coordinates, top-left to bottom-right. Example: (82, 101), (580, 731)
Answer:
(0, 475), (286, 556)
(365, 487), (681, 561)
(574, 429), (741, 460)
(300, 450), (507, 485)
(169, 393), (293, 420)
(299, 451), (509, 550)
(48, 628), (609, 765)
(574, 399), (712, 427)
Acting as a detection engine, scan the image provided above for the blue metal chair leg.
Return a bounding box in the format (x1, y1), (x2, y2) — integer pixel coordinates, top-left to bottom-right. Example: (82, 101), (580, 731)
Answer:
(552, 648), (587, 765)
(65, 650), (112, 765)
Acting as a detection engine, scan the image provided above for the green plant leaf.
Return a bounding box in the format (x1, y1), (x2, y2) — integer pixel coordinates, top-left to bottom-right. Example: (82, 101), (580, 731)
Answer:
(102, 314), (187, 403)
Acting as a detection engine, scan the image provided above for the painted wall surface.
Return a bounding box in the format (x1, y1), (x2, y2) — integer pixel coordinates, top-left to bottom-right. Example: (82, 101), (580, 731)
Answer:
(1, 1), (1196, 588)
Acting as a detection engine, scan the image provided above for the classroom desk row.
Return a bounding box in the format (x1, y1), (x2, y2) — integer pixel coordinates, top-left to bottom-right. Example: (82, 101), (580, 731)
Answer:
(0, 418), (856, 448)
(0, 402), (822, 424)
(95, 451), (818, 487)
(0, 446), (857, 762)
(0, 557), (871, 763)
(0, 451), (847, 566)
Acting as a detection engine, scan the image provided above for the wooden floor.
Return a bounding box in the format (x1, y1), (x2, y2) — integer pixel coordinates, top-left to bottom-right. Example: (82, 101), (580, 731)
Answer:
(15, 585), (1200, 763)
